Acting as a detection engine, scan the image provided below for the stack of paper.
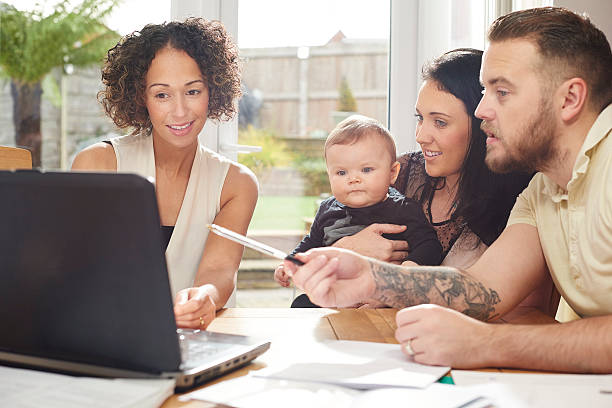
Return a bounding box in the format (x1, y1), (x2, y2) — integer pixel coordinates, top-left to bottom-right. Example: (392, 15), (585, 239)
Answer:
(179, 339), (612, 408)
(0, 366), (175, 408)
(180, 340), (470, 408)
(181, 377), (501, 408)
(253, 340), (450, 389)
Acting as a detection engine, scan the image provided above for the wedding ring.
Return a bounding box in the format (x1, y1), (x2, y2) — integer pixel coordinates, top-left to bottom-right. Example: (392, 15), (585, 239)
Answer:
(403, 339), (415, 356)
(199, 316), (205, 328)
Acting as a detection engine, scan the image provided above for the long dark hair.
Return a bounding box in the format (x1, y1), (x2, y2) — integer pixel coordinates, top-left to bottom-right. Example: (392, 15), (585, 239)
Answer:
(421, 48), (532, 245)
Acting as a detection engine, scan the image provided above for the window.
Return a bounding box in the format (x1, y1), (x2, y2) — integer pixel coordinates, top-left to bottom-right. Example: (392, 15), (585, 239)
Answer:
(0, 0), (170, 169)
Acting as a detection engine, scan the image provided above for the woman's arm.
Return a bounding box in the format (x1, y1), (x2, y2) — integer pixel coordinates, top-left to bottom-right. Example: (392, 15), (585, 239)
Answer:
(194, 162), (258, 307)
(332, 224), (410, 263)
(400, 201), (442, 266)
(174, 162), (257, 329)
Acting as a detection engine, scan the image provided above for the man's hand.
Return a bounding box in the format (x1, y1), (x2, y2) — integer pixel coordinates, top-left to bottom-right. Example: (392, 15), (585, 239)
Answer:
(395, 304), (494, 368)
(333, 224), (409, 264)
(284, 247), (375, 308)
(174, 286), (217, 329)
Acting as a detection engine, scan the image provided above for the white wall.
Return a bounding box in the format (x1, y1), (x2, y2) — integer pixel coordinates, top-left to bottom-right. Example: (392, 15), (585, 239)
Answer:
(554, 0), (612, 43)
(389, 0), (487, 155)
(171, 0), (240, 158)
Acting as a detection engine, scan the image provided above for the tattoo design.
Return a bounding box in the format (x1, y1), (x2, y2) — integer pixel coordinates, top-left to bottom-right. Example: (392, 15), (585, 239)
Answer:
(369, 261), (501, 321)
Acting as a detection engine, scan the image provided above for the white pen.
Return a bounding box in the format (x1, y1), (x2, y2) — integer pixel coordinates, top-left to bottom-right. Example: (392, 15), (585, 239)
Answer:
(207, 224), (304, 265)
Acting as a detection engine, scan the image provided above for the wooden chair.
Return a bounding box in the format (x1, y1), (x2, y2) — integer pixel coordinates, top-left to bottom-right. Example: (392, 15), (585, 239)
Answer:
(0, 146), (32, 170)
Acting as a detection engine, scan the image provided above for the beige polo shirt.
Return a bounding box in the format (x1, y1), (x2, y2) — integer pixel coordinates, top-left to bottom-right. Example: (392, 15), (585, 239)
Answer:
(507, 104), (612, 318)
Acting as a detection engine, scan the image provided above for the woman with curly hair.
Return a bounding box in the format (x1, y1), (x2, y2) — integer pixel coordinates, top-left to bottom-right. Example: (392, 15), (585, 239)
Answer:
(72, 18), (257, 330)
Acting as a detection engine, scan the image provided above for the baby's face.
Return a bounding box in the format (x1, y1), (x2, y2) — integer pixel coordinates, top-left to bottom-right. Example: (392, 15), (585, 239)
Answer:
(326, 134), (399, 208)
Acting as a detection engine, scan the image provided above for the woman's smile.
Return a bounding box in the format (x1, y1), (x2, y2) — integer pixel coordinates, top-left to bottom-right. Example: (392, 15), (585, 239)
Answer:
(423, 149), (442, 159)
(167, 121), (195, 136)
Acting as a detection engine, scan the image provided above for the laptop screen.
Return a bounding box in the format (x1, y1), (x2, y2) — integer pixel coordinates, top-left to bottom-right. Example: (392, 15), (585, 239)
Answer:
(0, 171), (182, 374)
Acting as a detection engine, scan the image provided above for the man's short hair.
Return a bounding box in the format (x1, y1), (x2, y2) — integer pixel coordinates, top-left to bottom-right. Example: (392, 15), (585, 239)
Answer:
(488, 7), (612, 112)
(325, 115), (397, 163)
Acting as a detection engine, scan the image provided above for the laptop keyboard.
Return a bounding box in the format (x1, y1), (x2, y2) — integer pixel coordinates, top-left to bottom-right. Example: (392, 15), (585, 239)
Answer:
(177, 330), (238, 371)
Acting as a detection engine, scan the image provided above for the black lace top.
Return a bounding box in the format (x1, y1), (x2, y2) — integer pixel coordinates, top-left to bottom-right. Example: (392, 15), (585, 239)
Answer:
(393, 151), (471, 258)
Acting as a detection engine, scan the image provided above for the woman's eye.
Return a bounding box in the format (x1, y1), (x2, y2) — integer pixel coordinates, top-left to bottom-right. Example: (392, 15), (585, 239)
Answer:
(155, 92), (169, 99)
(187, 89), (201, 96)
(434, 119), (447, 128)
(414, 113), (423, 122)
(362, 167), (373, 173)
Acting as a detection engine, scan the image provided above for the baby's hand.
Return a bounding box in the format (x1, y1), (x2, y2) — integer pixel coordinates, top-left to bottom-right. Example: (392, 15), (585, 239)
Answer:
(274, 264), (292, 287)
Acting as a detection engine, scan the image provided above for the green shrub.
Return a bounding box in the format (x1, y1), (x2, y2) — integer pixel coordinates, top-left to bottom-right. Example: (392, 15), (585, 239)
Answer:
(337, 76), (357, 112)
(293, 155), (330, 196)
(237, 126), (293, 176)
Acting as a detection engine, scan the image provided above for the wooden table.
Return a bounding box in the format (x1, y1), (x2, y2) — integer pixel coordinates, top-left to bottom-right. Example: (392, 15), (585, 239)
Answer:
(163, 308), (561, 407)
(163, 308), (402, 407)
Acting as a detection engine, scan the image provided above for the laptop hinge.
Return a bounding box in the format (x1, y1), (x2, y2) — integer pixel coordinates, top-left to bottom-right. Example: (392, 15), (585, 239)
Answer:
(0, 351), (179, 379)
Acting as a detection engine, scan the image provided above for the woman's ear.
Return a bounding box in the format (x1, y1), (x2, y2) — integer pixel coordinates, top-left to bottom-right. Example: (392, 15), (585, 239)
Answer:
(390, 160), (401, 184)
(558, 77), (588, 123)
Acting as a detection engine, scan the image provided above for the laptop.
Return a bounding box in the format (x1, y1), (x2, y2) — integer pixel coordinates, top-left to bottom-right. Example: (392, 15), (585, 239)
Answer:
(0, 170), (270, 392)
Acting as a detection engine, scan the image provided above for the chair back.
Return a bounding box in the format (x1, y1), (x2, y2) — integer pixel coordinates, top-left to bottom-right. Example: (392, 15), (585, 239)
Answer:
(0, 146), (32, 170)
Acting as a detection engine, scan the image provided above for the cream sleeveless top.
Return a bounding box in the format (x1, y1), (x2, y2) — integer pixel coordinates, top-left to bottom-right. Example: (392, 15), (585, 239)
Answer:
(109, 133), (236, 306)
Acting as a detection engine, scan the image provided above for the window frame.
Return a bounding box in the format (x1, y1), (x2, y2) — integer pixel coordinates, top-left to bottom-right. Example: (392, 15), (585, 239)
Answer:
(171, 0), (516, 156)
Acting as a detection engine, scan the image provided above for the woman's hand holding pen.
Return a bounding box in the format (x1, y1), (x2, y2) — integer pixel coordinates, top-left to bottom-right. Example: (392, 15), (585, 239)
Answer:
(173, 285), (217, 329)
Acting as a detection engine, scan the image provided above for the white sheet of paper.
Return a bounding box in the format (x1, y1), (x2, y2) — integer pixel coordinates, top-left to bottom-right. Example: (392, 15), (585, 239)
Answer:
(452, 383), (530, 408)
(452, 370), (612, 408)
(350, 383), (487, 408)
(182, 377), (489, 408)
(253, 340), (450, 389)
(0, 366), (175, 408)
(181, 376), (359, 408)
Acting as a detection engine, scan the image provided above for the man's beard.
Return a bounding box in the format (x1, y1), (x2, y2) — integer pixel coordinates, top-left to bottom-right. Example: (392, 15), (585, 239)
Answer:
(483, 98), (558, 174)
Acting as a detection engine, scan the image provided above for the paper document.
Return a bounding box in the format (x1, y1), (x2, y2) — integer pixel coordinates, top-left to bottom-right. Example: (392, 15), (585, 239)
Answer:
(182, 376), (359, 408)
(254, 340), (450, 389)
(182, 376), (487, 408)
(452, 370), (612, 408)
(0, 366), (175, 408)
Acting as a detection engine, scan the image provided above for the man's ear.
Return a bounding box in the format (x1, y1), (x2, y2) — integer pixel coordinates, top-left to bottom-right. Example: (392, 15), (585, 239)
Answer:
(390, 160), (401, 184)
(558, 77), (588, 123)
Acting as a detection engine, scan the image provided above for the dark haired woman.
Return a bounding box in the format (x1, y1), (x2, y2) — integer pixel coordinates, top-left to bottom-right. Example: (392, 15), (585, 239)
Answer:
(321, 49), (558, 316)
(333, 49), (528, 268)
(72, 18), (258, 329)
(396, 48), (530, 268)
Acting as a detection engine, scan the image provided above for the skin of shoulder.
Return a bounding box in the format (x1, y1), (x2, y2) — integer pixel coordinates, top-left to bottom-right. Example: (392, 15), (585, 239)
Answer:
(71, 142), (117, 171)
(220, 161), (259, 207)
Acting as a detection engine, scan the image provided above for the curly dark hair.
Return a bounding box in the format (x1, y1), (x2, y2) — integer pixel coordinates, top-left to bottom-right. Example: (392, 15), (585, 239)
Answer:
(98, 18), (242, 134)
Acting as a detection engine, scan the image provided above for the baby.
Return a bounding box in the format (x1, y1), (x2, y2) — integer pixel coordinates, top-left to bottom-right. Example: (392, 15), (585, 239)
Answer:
(275, 115), (442, 306)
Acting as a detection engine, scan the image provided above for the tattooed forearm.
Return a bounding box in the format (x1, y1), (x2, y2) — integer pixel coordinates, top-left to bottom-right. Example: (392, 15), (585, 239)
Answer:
(369, 260), (501, 321)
